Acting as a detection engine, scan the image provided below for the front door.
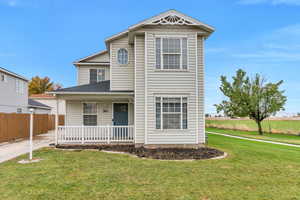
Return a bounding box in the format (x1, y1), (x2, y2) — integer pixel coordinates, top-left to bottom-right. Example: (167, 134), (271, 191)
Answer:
(113, 103), (128, 126)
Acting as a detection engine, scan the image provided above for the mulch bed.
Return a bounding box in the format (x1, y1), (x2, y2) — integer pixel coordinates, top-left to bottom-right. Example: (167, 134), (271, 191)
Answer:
(56, 144), (224, 160)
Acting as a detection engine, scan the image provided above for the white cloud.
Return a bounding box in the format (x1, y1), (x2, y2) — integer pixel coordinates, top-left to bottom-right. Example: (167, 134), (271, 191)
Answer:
(238, 0), (300, 5)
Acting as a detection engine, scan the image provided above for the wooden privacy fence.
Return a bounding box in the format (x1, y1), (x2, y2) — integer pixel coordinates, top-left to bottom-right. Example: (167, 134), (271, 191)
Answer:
(0, 113), (65, 143)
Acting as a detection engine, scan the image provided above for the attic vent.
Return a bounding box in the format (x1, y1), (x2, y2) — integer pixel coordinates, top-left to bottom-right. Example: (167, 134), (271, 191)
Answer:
(151, 15), (193, 25)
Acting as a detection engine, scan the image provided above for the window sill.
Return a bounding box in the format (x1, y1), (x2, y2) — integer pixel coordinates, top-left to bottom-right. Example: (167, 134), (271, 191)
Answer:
(154, 129), (191, 133)
(154, 69), (189, 72)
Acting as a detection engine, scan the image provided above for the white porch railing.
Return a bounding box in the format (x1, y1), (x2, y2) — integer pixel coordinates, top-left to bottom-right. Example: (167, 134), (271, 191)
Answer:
(57, 125), (134, 144)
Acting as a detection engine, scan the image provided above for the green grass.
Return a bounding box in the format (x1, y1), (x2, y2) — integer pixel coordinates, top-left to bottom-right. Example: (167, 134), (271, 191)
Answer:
(206, 119), (300, 135)
(207, 127), (300, 145)
(1, 135), (300, 200)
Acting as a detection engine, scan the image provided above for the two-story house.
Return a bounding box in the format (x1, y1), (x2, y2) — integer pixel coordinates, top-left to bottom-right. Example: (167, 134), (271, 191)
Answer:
(51, 10), (214, 148)
(0, 67), (29, 113)
(0, 67), (51, 114)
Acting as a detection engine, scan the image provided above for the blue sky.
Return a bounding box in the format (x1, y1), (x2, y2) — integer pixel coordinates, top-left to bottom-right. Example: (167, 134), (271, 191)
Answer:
(0, 0), (300, 114)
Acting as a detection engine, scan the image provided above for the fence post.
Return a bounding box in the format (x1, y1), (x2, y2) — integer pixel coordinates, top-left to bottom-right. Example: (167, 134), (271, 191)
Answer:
(29, 109), (34, 160)
(107, 125), (110, 144)
(81, 126), (84, 144)
(55, 99), (59, 145)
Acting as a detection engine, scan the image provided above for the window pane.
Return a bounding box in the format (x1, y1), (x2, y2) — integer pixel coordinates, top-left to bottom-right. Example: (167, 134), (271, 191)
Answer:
(90, 69), (97, 84)
(83, 115), (97, 126)
(118, 48), (128, 64)
(163, 54), (180, 69)
(163, 113), (181, 129)
(182, 102), (188, 129)
(156, 102), (161, 129)
(156, 38), (161, 69)
(97, 69), (105, 81)
(83, 103), (97, 114)
(182, 38), (188, 69)
(162, 38), (180, 53)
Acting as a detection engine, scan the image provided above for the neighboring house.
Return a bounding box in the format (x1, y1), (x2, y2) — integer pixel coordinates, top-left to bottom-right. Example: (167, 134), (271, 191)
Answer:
(51, 10), (214, 147)
(0, 67), (29, 113)
(28, 99), (51, 114)
(29, 94), (66, 115)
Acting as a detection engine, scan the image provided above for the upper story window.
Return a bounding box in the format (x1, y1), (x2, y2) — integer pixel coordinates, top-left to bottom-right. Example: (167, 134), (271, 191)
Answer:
(117, 48), (128, 65)
(15, 79), (25, 95)
(90, 69), (106, 84)
(0, 73), (7, 82)
(156, 37), (188, 70)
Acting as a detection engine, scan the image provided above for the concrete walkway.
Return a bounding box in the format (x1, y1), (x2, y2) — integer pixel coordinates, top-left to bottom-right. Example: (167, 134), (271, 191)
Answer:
(207, 131), (300, 148)
(0, 131), (54, 163)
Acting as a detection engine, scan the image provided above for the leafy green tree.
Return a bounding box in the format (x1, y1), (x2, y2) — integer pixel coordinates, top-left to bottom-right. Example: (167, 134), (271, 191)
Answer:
(29, 76), (62, 95)
(215, 69), (286, 135)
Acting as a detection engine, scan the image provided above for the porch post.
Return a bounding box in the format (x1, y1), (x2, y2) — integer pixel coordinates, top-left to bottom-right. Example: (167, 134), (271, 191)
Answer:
(55, 96), (59, 145)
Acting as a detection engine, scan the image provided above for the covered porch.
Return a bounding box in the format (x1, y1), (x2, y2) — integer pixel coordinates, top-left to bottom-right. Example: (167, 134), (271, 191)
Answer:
(51, 82), (135, 145)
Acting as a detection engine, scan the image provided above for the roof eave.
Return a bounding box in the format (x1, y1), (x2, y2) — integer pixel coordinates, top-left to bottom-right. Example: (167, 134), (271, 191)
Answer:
(73, 50), (108, 64)
(49, 91), (134, 95)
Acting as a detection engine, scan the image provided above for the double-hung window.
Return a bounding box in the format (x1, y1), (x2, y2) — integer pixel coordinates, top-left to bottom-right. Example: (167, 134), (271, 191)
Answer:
(83, 103), (97, 126)
(156, 97), (188, 130)
(15, 79), (24, 94)
(90, 69), (105, 83)
(0, 73), (7, 82)
(156, 37), (188, 70)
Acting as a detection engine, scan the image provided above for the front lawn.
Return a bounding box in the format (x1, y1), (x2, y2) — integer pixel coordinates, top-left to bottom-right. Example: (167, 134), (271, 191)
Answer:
(206, 119), (300, 135)
(207, 127), (300, 145)
(0, 134), (300, 200)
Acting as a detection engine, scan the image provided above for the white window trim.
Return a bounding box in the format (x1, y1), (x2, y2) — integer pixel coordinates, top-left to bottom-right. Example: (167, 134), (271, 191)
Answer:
(0, 73), (7, 82)
(15, 79), (24, 95)
(82, 102), (98, 126)
(97, 68), (105, 82)
(155, 95), (188, 130)
(117, 48), (129, 65)
(89, 68), (106, 83)
(155, 36), (189, 71)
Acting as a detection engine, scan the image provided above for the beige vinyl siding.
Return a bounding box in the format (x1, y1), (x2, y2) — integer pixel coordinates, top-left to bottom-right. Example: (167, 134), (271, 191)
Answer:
(198, 36), (205, 143)
(66, 100), (112, 126)
(128, 103), (134, 125)
(110, 36), (134, 90)
(134, 35), (145, 143)
(0, 73), (28, 113)
(86, 52), (109, 62)
(65, 100), (134, 126)
(144, 28), (199, 144)
(77, 66), (110, 85)
(66, 100), (83, 126)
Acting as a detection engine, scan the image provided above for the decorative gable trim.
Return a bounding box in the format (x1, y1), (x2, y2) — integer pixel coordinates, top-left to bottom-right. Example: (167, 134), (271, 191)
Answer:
(105, 10), (214, 44)
(129, 9), (214, 32)
(150, 14), (193, 25)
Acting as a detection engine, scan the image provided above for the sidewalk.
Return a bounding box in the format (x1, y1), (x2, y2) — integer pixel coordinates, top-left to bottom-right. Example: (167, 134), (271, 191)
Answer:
(207, 131), (300, 148)
(0, 131), (54, 163)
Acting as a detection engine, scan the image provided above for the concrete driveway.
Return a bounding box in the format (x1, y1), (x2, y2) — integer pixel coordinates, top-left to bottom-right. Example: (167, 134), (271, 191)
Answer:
(0, 131), (54, 163)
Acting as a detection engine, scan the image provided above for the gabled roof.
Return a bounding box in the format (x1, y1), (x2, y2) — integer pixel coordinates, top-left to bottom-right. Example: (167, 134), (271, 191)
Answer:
(105, 9), (214, 43)
(0, 67), (28, 82)
(28, 99), (51, 110)
(50, 80), (133, 94)
(30, 93), (56, 99)
(73, 50), (109, 64)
